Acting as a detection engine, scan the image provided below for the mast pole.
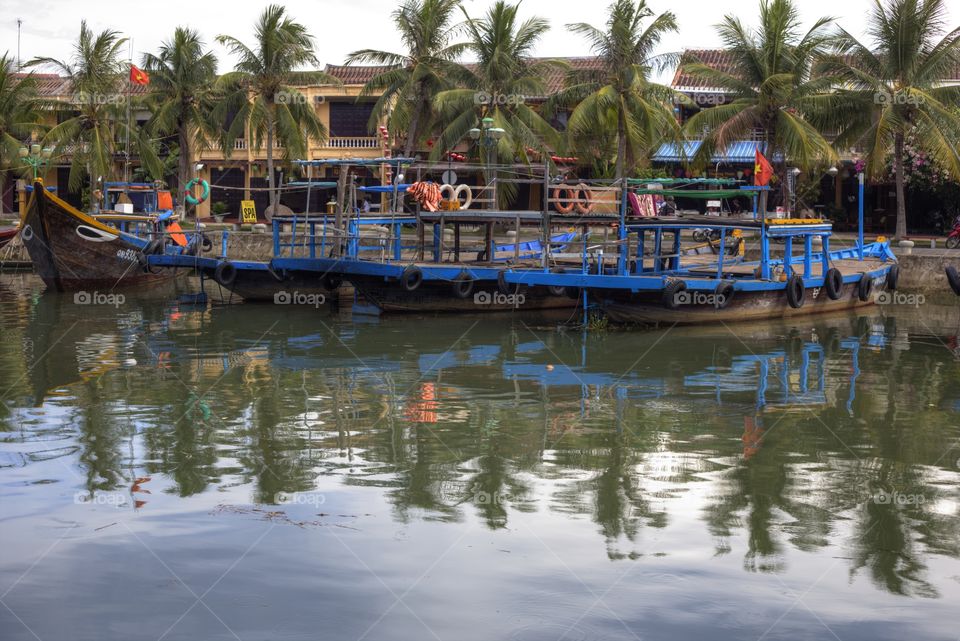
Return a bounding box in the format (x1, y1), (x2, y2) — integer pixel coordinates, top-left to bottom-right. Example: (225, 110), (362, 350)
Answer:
(124, 39), (132, 184)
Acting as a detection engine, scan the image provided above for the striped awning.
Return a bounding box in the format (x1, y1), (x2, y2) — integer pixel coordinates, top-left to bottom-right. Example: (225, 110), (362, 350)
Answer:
(652, 141), (769, 163)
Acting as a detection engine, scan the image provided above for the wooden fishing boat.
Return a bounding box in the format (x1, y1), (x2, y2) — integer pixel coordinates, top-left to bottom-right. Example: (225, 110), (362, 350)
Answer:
(20, 180), (192, 292)
(0, 226), (17, 249)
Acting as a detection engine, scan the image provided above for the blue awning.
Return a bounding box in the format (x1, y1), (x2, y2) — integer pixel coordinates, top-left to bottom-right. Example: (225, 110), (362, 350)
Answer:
(653, 141), (769, 163)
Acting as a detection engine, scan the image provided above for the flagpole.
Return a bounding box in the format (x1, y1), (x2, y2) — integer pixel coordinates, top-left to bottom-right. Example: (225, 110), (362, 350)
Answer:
(124, 39), (132, 184)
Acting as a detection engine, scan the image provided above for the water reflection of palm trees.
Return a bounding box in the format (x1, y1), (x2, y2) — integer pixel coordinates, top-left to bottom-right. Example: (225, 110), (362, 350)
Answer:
(4, 288), (960, 597)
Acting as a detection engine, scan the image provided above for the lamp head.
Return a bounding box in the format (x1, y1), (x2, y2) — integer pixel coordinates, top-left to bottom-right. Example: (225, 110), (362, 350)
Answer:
(827, 167), (839, 177)
(41, 147), (53, 159)
(18, 147), (28, 158)
(31, 143), (41, 156)
(481, 117), (494, 128)
(489, 127), (505, 141)
(468, 128), (481, 140)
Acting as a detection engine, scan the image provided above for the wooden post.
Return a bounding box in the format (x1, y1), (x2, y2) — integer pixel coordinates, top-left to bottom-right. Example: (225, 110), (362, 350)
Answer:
(542, 165), (550, 270)
(334, 163), (348, 257)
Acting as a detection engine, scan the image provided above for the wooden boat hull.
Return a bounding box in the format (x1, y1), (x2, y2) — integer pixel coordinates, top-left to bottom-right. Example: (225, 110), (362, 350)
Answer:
(20, 182), (178, 292)
(600, 277), (890, 325)
(349, 274), (576, 313)
(201, 265), (334, 303)
(0, 227), (17, 250)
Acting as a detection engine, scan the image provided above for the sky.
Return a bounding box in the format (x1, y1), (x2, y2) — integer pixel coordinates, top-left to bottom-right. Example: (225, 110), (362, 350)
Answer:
(1, 0), (955, 80)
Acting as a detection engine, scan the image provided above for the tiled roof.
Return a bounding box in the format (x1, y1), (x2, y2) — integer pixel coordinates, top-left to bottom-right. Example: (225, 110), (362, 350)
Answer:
(322, 64), (394, 85)
(12, 72), (150, 98)
(673, 48), (960, 91)
(671, 50), (737, 91)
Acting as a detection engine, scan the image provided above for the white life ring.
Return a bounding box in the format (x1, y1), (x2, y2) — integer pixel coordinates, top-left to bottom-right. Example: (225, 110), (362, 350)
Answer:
(454, 184), (473, 210)
(439, 184), (456, 202)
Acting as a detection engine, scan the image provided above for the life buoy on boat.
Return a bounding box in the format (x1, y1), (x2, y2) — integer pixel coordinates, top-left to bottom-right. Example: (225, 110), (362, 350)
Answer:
(440, 184), (456, 206)
(574, 183), (594, 214)
(946, 266), (960, 295)
(886, 264), (900, 291)
(454, 184), (472, 210)
(857, 273), (873, 301)
(786, 274), (805, 309)
(184, 179), (210, 206)
(824, 268), (843, 300)
(452, 270), (474, 299)
(552, 186), (576, 214)
(401, 265), (423, 291)
(662, 280), (687, 310)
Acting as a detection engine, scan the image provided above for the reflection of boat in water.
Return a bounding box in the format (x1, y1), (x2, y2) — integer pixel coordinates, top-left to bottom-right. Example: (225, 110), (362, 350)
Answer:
(20, 180), (195, 292)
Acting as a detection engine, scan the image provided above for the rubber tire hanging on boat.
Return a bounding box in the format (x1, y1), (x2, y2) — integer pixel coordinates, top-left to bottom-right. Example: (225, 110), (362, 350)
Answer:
(497, 270), (519, 296)
(857, 273), (873, 302)
(714, 281), (734, 309)
(452, 271), (475, 299)
(786, 274), (805, 309)
(824, 268), (844, 300)
(214, 261), (237, 287)
(945, 266), (960, 295)
(144, 238), (165, 255)
(401, 265), (423, 292)
(201, 236), (214, 253)
(886, 264), (900, 291)
(662, 280), (687, 310)
(548, 268), (567, 297)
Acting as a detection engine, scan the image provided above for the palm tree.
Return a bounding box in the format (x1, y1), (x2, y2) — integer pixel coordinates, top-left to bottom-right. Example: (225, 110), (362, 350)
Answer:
(216, 5), (339, 213)
(816, 0), (960, 238)
(681, 0), (837, 204)
(0, 52), (42, 212)
(553, 0), (685, 180)
(29, 21), (161, 196)
(346, 0), (467, 158)
(431, 1), (563, 166)
(141, 27), (218, 200)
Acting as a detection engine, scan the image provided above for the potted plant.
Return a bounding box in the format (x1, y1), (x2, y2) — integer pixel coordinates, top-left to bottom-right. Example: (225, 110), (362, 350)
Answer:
(211, 202), (228, 223)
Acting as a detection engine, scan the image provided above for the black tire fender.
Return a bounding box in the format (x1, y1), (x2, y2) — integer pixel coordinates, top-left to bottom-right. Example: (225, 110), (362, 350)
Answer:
(401, 265), (423, 292)
(786, 274), (805, 309)
(857, 273), (874, 302)
(663, 280), (687, 310)
(214, 261), (237, 286)
(824, 268), (843, 300)
(451, 270), (475, 299)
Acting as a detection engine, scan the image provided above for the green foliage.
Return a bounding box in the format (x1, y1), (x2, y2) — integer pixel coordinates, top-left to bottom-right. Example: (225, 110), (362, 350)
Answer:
(0, 53), (43, 187)
(29, 21), (163, 192)
(346, 0), (467, 157)
(550, 0), (685, 179)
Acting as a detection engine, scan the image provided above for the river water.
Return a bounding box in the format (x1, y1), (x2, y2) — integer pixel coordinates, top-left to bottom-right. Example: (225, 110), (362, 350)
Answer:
(1, 274), (959, 641)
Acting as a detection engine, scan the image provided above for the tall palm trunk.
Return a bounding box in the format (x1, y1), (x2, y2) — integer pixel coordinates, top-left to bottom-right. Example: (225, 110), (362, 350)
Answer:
(615, 105), (627, 180)
(403, 84), (423, 159)
(894, 132), (907, 239)
(266, 115), (277, 213)
(178, 124), (191, 216)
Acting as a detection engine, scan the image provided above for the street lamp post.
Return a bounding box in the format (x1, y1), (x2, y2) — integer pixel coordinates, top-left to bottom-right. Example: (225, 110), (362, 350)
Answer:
(18, 144), (53, 181)
(468, 117), (505, 210)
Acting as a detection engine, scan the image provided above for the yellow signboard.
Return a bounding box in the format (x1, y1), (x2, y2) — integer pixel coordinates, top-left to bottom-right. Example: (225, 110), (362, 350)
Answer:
(240, 200), (257, 223)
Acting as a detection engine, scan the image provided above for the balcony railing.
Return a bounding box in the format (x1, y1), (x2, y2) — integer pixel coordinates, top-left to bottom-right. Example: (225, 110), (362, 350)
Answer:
(323, 137), (380, 149)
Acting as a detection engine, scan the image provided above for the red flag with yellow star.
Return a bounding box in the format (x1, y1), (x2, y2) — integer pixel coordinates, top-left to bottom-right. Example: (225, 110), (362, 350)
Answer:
(129, 64), (150, 86)
(754, 149), (774, 187)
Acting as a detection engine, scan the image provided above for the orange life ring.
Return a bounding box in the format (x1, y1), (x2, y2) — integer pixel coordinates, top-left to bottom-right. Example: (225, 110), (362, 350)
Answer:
(574, 183), (594, 214)
(552, 186), (576, 214)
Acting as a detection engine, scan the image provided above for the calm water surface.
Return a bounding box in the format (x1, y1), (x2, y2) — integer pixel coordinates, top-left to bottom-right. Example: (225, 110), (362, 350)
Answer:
(1, 274), (959, 641)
